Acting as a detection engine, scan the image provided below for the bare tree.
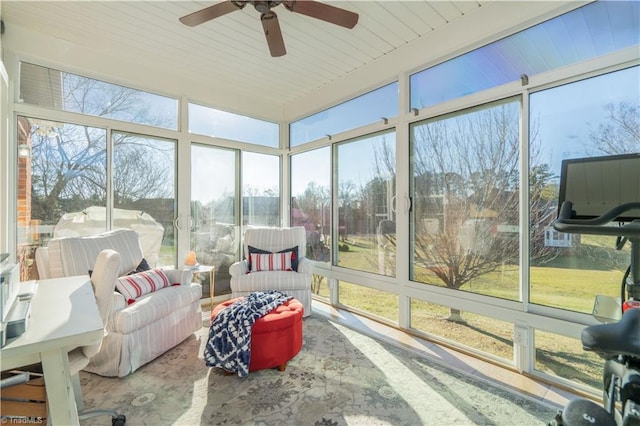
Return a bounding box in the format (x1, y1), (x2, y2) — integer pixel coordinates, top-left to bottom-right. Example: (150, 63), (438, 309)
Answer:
(588, 102), (639, 155)
(293, 182), (329, 230)
(412, 104), (522, 322)
(529, 163), (560, 265)
(293, 182), (330, 267)
(338, 180), (356, 241)
(28, 73), (174, 224)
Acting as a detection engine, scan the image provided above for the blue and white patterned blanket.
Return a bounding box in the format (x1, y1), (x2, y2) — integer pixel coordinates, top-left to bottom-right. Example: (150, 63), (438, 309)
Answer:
(204, 290), (293, 377)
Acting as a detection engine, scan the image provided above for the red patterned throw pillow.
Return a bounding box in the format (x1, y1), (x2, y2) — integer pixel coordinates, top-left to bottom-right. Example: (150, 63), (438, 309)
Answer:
(116, 268), (171, 304)
(247, 245), (299, 271)
(250, 251), (294, 272)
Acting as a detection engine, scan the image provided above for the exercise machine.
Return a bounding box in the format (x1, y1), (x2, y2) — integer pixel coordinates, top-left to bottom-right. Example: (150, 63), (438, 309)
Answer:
(550, 153), (640, 426)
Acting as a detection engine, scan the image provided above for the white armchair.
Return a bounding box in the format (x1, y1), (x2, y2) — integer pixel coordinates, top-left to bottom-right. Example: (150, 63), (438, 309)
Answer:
(35, 229), (202, 377)
(229, 227), (312, 316)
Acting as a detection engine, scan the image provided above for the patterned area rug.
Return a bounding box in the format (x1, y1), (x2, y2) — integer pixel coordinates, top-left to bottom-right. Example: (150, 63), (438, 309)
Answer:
(80, 315), (556, 425)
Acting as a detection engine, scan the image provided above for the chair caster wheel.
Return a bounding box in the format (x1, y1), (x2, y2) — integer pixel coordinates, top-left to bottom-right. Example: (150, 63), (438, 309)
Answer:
(112, 414), (126, 425)
(548, 409), (564, 425)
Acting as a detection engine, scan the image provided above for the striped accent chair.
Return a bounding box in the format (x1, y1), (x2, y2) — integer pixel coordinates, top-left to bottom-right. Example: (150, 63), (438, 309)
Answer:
(229, 227), (312, 317)
(35, 229), (202, 377)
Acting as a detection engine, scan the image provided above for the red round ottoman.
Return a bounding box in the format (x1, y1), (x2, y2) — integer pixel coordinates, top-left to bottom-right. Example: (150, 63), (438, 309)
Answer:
(211, 297), (304, 372)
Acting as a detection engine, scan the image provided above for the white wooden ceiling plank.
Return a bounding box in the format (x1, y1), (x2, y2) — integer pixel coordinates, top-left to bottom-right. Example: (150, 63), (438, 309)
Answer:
(378, 2), (431, 36)
(11, 3), (106, 45)
(346, 16), (397, 54)
(346, 2), (408, 47)
(141, 1), (270, 64)
(271, 30), (354, 79)
(59, 3), (293, 100)
(280, 24), (364, 70)
(183, 12), (348, 87)
(353, 1), (420, 43)
(131, 4), (293, 80)
(325, 22), (392, 59)
(429, 1), (464, 23)
(36, 2), (171, 59)
(281, 14), (372, 65)
(84, 1), (364, 93)
(1, 4), (52, 36)
(403, 1), (448, 30)
(125, 2), (263, 53)
(453, 1), (484, 16)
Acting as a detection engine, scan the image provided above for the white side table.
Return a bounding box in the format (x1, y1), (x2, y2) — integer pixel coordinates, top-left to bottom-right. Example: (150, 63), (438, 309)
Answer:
(191, 265), (215, 310)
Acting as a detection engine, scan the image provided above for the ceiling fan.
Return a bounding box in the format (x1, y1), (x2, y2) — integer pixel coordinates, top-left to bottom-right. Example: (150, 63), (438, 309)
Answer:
(179, 1), (359, 57)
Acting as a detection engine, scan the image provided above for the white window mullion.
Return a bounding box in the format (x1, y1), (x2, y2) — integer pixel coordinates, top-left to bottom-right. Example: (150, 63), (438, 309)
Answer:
(396, 70), (411, 330)
(176, 95), (191, 265)
(516, 90), (533, 371)
(106, 127), (113, 230)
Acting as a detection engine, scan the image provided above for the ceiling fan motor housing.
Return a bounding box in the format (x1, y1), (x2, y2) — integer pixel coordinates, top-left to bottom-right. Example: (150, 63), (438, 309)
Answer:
(253, 1), (282, 14)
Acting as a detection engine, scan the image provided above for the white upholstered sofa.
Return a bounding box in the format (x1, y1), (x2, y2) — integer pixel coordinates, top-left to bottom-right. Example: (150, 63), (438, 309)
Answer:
(36, 229), (203, 377)
(229, 226), (312, 316)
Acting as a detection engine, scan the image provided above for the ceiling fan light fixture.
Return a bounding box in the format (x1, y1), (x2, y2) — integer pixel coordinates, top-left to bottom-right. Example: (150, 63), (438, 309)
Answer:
(253, 1), (271, 13)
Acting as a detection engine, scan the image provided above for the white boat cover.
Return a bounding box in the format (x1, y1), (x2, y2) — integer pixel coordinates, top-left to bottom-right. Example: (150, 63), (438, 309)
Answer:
(53, 206), (164, 267)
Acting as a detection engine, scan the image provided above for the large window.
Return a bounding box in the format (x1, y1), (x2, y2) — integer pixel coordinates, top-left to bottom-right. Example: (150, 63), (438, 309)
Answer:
(336, 130), (396, 277)
(529, 66), (640, 314)
(410, 1), (639, 110)
(113, 132), (177, 267)
(20, 62), (178, 130)
(411, 299), (515, 363)
(17, 118), (180, 279)
(242, 152), (280, 227)
(17, 117), (107, 280)
(189, 103), (279, 148)
(291, 147), (331, 263)
(291, 147), (331, 299)
(534, 329), (602, 390)
(410, 99), (521, 304)
(191, 145), (238, 298)
(290, 82), (398, 147)
(339, 281), (398, 323)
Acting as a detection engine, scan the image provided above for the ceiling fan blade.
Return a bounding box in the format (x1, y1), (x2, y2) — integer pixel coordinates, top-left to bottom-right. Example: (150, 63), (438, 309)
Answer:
(285, 1), (358, 29)
(261, 11), (286, 57)
(179, 1), (243, 27)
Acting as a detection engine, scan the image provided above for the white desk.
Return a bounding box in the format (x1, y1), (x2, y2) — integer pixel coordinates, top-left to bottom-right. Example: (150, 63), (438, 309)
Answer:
(1, 275), (104, 425)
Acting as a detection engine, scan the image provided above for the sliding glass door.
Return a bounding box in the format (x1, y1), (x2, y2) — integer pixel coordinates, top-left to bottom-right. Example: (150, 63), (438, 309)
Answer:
(190, 144), (239, 299)
(112, 131), (177, 267)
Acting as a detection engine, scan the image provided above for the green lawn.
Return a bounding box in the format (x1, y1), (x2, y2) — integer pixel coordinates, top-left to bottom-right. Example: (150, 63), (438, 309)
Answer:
(335, 236), (624, 314)
(320, 236), (627, 390)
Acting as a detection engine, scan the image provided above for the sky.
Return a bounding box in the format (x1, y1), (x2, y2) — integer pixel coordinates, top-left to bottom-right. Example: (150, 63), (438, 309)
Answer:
(532, 66), (640, 176)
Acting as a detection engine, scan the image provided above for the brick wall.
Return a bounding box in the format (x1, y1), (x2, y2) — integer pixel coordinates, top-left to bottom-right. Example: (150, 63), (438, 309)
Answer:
(16, 116), (35, 280)
(16, 116), (31, 226)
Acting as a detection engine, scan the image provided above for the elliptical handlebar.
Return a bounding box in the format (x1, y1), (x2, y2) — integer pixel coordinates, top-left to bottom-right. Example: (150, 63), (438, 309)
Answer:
(553, 201), (640, 238)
